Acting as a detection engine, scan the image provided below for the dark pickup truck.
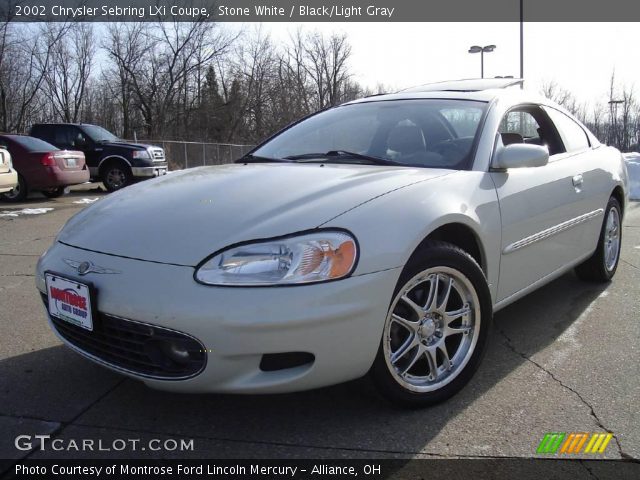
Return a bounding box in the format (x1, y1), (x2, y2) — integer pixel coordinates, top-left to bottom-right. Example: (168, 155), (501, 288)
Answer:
(29, 123), (168, 191)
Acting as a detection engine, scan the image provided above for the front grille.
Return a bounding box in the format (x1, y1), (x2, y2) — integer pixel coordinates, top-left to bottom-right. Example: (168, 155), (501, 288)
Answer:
(150, 148), (165, 161)
(42, 294), (206, 379)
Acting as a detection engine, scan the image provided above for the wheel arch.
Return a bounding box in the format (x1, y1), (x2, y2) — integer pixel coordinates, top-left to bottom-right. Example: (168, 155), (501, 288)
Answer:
(411, 221), (487, 276)
(611, 185), (625, 218)
(98, 155), (132, 175)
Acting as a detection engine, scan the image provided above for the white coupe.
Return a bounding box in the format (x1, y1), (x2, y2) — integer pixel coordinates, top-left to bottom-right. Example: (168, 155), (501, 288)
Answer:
(36, 79), (628, 406)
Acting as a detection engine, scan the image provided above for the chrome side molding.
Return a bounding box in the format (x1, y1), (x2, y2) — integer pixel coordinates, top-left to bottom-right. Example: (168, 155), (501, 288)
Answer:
(503, 209), (604, 254)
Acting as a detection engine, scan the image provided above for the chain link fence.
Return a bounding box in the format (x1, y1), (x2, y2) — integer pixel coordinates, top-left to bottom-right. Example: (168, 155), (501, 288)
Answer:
(132, 140), (255, 171)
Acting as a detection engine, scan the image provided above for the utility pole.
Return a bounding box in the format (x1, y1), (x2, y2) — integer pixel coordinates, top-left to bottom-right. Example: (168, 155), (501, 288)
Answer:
(520, 0), (524, 87)
(608, 99), (623, 148)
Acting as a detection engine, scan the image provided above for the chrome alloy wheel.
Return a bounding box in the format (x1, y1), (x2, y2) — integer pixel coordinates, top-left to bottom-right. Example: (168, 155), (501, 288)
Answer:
(383, 267), (481, 393)
(604, 206), (621, 271)
(106, 168), (126, 189)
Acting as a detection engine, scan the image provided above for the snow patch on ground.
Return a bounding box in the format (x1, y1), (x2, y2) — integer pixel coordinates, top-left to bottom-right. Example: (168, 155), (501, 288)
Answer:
(72, 198), (100, 204)
(623, 152), (640, 200)
(0, 207), (54, 218)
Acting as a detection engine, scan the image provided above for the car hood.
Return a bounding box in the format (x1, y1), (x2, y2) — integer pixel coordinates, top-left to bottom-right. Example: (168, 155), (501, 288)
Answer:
(99, 141), (156, 150)
(58, 163), (452, 266)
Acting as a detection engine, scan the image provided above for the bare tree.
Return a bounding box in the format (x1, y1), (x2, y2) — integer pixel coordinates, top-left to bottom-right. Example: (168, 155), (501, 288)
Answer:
(103, 22), (150, 137)
(0, 22), (70, 132)
(43, 23), (95, 123)
(540, 80), (582, 116)
(302, 31), (353, 109)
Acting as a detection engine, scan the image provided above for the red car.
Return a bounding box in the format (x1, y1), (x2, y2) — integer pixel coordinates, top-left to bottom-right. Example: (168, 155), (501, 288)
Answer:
(0, 135), (89, 201)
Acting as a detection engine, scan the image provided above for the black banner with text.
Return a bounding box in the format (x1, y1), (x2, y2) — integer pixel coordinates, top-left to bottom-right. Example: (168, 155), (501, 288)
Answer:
(3, 0), (640, 22)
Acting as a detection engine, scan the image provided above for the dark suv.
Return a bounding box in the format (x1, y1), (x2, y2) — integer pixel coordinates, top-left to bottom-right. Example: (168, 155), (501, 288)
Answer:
(29, 123), (168, 191)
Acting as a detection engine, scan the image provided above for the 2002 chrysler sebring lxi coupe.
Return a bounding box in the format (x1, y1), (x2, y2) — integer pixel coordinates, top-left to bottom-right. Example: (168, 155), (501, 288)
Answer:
(36, 79), (628, 406)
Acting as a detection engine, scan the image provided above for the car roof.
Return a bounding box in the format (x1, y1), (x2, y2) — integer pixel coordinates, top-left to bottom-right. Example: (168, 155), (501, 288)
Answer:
(31, 123), (96, 127)
(345, 78), (549, 106)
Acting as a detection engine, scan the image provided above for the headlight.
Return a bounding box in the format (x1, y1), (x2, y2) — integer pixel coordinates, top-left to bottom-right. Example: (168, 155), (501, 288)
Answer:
(195, 230), (358, 286)
(132, 150), (151, 159)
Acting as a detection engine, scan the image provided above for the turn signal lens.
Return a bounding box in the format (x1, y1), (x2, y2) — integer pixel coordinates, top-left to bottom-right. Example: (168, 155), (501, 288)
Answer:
(40, 153), (57, 166)
(195, 231), (358, 286)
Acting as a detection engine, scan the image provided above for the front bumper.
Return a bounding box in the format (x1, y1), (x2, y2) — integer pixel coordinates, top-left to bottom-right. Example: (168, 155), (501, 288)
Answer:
(131, 164), (168, 178)
(36, 242), (400, 394)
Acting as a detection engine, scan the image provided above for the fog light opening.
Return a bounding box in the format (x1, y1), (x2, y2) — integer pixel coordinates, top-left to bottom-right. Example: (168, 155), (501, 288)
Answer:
(161, 341), (191, 364)
(147, 338), (200, 366)
(259, 352), (315, 372)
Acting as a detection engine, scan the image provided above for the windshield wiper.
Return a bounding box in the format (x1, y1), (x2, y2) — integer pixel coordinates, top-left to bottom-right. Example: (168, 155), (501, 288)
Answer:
(236, 154), (295, 164)
(284, 150), (399, 166)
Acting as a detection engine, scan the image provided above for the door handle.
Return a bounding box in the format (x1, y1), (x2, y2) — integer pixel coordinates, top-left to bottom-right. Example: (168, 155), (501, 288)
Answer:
(572, 174), (583, 187)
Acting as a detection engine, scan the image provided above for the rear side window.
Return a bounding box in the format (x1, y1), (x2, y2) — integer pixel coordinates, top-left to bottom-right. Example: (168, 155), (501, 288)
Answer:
(53, 126), (75, 148)
(31, 125), (52, 142)
(545, 108), (590, 153)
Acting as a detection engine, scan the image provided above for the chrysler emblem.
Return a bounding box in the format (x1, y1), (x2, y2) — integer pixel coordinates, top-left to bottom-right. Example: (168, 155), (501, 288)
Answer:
(63, 259), (121, 276)
(77, 261), (91, 275)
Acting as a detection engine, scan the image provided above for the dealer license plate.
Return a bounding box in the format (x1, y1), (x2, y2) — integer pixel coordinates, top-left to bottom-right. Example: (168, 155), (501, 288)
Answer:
(45, 273), (93, 331)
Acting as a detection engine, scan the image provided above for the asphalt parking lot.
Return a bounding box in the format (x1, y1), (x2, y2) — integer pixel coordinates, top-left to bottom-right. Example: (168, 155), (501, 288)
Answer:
(0, 184), (639, 475)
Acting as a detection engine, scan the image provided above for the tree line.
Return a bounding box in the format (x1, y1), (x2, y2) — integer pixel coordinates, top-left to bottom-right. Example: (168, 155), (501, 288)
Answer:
(0, 20), (369, 144)
(542, 73), (639, 152)
(0, 19), (638, 152)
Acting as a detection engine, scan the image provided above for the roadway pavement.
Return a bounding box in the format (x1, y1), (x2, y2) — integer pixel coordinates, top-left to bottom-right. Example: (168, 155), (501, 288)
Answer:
(0, 184), (638, 478)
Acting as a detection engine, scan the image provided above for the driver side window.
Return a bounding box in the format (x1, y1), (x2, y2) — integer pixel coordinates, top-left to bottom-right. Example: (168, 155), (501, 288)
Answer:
(70, 128), (89, 149)
(499, 111), (540, 145)
(499, 107), (563, 156)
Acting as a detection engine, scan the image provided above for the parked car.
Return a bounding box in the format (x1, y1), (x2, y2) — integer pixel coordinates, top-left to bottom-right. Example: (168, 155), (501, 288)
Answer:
(0, 135), (89, 201)
(29, 123), (168, 191)
(0, 146), (18, 195)
(36, 79), (628, 406)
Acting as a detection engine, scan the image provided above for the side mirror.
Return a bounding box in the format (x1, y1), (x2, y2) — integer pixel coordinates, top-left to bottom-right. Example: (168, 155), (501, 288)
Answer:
(492, 141), (549, 170)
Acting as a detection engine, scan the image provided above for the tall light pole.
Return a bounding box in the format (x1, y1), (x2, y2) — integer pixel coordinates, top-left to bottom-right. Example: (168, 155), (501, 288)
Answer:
(520, 0), (524, 87)
(468, 45), (496, 79)
(608, 99), (623, 147)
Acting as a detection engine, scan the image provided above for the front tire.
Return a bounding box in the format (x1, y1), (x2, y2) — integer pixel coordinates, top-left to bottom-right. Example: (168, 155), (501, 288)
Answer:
(575, 196), (622, 282)
(101, 162), (132, 192)
(371, 241), (492, 407)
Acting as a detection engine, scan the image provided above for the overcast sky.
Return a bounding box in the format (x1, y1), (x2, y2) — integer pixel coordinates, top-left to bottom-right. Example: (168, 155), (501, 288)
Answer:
(254, 22), (637, 109)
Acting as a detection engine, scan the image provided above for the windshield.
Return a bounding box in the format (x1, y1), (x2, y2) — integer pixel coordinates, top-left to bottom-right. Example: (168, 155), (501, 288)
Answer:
(81, 125), (119, 143)
(253, 99), (487, 169)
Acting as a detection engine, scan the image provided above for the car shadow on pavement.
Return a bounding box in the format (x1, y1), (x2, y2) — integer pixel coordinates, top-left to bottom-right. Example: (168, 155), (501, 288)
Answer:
(0, 271), (612, 463)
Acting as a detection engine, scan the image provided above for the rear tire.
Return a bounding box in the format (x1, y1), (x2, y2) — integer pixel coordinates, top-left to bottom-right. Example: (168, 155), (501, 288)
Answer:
(41, 187), (65, 198)
(1, 174), (27, 202)
(575, 197), (622, 282)
(371, 241), (492, 407)
(101, 162), (132, 192)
